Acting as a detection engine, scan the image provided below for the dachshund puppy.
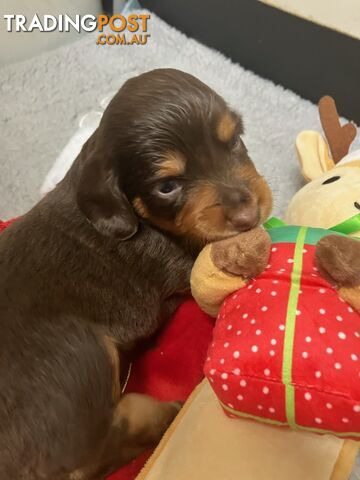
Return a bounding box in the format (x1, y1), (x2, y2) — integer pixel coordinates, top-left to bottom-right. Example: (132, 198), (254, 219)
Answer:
(0, 68), (272, 479)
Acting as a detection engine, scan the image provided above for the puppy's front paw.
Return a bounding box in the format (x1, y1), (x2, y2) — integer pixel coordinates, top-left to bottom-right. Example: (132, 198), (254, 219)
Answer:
(315, 234), (360, 288)
(210, 227), (271, 278)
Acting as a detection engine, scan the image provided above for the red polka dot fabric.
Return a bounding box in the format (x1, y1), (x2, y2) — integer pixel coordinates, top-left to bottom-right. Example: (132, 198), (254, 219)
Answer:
(204, 226), (360, 439)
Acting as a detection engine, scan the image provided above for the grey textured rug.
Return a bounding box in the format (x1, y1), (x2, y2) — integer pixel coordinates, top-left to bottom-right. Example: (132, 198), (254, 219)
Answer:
(0, 12), (359, 478)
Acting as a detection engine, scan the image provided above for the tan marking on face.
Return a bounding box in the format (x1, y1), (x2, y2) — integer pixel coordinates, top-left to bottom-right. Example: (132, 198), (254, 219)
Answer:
(233, 163), (273, 222)
(217, 114), (236, 143)
(136, 161), (272, 245)
(139, 183), (234, 244)
(156, 151), (186, 178)
(176, 183), (227, 238)
(102, 335), (121, 403)
(133, 197), (149, 219)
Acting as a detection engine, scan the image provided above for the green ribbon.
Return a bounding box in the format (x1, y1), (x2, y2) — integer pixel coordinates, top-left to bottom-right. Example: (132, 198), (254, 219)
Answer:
(329, 213), (360, 235)
(263, 217), (287, 229)
(264, 214), (360, 236)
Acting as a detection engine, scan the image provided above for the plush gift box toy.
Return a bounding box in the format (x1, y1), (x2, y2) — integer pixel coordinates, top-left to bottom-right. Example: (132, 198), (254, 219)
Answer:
(191, 96), (360, 439)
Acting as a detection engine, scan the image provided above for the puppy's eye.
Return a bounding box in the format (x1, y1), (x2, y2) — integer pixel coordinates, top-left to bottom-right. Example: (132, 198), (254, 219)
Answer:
(155, 180), (182, 199)
(322, 176), (341, 185)
(355, 202), (360, 211)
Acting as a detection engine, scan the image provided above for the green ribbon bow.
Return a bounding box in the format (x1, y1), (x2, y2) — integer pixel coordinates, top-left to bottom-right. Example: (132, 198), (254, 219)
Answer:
(264, 213), (360, 236)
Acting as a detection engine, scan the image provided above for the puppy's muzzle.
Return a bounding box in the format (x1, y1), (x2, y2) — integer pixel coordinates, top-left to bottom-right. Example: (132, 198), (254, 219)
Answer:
(222, 186), (260, 232)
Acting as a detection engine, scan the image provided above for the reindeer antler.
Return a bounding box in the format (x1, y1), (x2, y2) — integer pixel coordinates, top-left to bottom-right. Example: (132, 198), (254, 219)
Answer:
(318, 96), (357, 163)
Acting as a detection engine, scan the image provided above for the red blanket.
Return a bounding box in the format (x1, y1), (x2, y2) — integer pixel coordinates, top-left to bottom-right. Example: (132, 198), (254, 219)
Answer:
(0, 219), (213, 479)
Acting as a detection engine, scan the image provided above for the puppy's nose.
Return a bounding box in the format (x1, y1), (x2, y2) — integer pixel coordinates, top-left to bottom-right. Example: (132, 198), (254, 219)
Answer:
(227, 206), (260, 231)
(222, 188), (250, 207)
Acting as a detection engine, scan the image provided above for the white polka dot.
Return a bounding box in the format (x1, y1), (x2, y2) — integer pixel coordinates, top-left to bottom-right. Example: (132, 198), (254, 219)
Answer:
(319, 327), (326, 334)
(255, 329), (262, 336)
(256, 288), (262, 294)
(270, 339), (277, 345)
(334, 362), (342, 370)
(269, 350), (275, 356)
(269, 407), (276, 413)
(250, 319), (256, 325)
(233, 351), (240, 359)
(302, 352), (309, 359)
(224, 342), (229, 348)
(272, 280), (279, 284)
(353, 405), (360, 413)
(313, 267), (318, 272)
(227, 325), (233, 330)
(271, 247), (277, 252)
(228, 403), (234, 409)
(303, 249), (308, 253)
(251, 345), (259, 353)
(257, 405), (263, 410)
(220, 358), (225, 364)
(342, 417), (349, 423)
(326, 403), (333, 409)
(222, 384), (228, 391)
(279, 324), (285, 331)
(221, 373), (228, 380)
(233, 368), (241, 375)
(319, 309), (326, 315)
(232, 294), (238, 300)
(348, 306), (354, 313)
(304, 392), (312, 401)
(305, 336), (312, 343)
(266, 264), (271, 269)
(355, 332), (360, 338)
(287, 258), (294, 264)
(338, 332), (346, 340)
(279, 268), (286, 273)
(264, 368), (270, 376)
(242, 313), (248, 319)
(351, 354), (358, 361)
(315, 371), (322, 378)
(261, 306), (268, 312)
(240, 380), (247, 387)
(210, 369), (216, 375)
(248, 284), (253, 289)
(237, 394), (244, 401)
(263, 386), (269, 395)
(236, 305), (240, 309)
(336, 315), (343, 322)
(206, 357), (210, 362)
(299, 290), (303, 294)
(236, 330), (242, 335)
(315, 418), (322, 424)
(319, 288), (326, 294)
(296, 310), (301, 316)
(271, 291), (277, 296)
(326, 347), (333, 354)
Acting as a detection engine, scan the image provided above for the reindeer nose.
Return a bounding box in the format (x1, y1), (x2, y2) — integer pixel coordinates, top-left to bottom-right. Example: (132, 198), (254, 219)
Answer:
(227, 206), (260, 231)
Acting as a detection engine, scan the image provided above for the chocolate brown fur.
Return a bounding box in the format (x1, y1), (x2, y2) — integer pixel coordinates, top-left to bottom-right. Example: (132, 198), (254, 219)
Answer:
(0, 68), (271, 479)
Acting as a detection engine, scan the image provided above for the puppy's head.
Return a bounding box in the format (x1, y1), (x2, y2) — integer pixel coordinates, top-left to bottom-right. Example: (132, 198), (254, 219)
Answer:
(76, 69), (272, 244)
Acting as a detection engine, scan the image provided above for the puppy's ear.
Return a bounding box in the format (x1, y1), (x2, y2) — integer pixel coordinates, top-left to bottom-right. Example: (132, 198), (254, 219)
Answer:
(76, 149), (138, 240)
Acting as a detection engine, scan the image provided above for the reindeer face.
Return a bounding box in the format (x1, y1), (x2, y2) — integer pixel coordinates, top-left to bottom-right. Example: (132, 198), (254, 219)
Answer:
(286, 166), (360, 236)
(284, 96), (360, 238)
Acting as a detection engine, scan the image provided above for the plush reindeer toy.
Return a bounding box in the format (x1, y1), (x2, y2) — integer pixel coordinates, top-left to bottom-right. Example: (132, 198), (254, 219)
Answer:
(191, 96), (360, 438)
